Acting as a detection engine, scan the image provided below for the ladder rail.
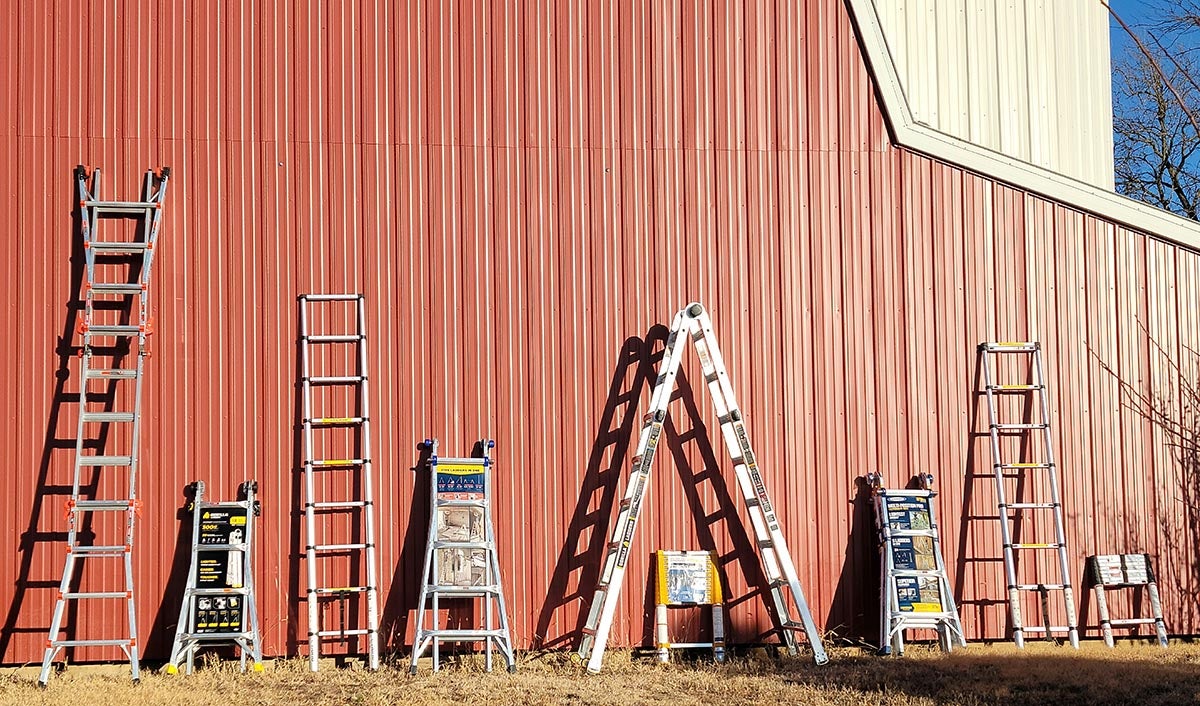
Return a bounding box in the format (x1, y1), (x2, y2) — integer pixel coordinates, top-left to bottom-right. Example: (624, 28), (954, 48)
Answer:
(355, 296), (381, 670)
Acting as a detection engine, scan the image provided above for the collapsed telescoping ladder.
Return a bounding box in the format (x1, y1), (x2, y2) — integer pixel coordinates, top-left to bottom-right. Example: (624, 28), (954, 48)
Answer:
(1088, 554), (1168, 648)
(299, 294), (380, 671)
(166, 480), (264, 674)
(577, 303), (828, 673)
(410, 439), (516, 674)
(39, 165), (171, 686)
(979, 341), (1079, 648)
(868, 473), (966, 656)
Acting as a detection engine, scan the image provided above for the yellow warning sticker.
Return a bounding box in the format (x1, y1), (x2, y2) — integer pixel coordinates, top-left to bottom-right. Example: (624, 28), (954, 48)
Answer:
(912, 603), (942, 612)
(231, 516), (246, 526)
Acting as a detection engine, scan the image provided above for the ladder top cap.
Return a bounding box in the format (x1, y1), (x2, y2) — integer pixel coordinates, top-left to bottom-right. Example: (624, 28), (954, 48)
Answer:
(686, 303), (705, 316)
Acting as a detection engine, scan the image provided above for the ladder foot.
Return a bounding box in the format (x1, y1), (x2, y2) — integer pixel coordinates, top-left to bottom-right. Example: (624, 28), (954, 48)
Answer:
(508, 664), (517, 673)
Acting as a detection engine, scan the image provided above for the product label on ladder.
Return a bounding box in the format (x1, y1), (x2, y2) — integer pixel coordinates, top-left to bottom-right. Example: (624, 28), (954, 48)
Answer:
(436, 463), (485, 498)
(1093, 554), (1151, 586)
(192, 595), (245, 634)
(895, 575), (943, 612)
(885, 497), (932, 531)
(196, 506), (248, 589)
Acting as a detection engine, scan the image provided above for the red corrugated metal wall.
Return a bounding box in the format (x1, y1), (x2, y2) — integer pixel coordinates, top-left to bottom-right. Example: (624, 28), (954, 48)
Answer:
(2, 0), (1199, 664)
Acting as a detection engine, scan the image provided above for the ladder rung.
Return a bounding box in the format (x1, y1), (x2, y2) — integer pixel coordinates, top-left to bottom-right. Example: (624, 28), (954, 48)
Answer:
(305, 335), (363, 343)
(70, 500), (134, 511)
(81, 411), (136, 423)
(50, 639), (132, 647)
(192, 543), (247, 552)
(436, 498), (488, 508)
(307, 417), (365, 425)
(315, 629), (372, 637)
(313, 586), (372, 594)
(190, 587), (252, 596)
(86, 200), (159, 212)
(1107, 618), (1158, 626)
(179, 631), (253, 640)
(309, 501), (368, 510)
(77, 455), (133, 467)
(310, 543), (370, 551)
(86, 368), (138, 379)
(1008, 543), (1062, 549)
(302, 294), (361, 302)
(1001, 502), (1057, 510)
(987, 384), (1043, 391)
(1020, 626), (1073, 633)
(90, 283), (144, 295)
(70, 544), (128, 555)
(424, 585), (502, 594)
(62, 591), (129, 599)
(433, 541), (491, 550)
(993, 423), (1049, 431)
(1013, 583), (1067, 590)
(85, 324), (142, 337)
(88, 241), (148, 253)
(1000, 463), (1053, 469)
(418, 629), (506, 640)
(983, 342), (1038, 352)
(308, 459), (366, 467)
(308, 375), (365, 384)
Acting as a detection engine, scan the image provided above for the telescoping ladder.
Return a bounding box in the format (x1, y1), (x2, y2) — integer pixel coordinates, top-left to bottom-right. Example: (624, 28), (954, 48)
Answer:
(299, 294), (380, 671)
(868, 473), (966, 656)
(979, 341), (1079, 648)
(577, 303), (828, 673)
(1088, 553), (1168, 648)
(39, 165), (171, 686)
(165, 480), (263, 674)
(410, 439), (516, 673)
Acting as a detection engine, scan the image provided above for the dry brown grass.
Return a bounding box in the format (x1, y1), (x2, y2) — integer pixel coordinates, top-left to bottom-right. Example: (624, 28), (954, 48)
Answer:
(2, 642), (1199, 706)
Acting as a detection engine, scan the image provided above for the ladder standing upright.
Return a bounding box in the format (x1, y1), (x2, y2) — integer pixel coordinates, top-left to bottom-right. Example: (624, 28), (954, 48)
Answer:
(166, 480), (264, 674)
(979, 341), (1079, 648)
(410, 439), (516, 674)
(299, 294), (381, 671)
(39, 165), (170, 686)
(577, 303), (828, 673)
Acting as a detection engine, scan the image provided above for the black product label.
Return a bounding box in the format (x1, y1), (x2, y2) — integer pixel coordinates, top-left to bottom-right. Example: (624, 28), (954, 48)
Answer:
(192, 594), (245, 634)
(195, 505), (247, 589)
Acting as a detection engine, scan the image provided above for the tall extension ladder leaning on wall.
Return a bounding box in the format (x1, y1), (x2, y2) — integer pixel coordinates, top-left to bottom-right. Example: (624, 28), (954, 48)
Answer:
(979, 341), (1079, 648)
(40, 165), (171, 686)
(577, 303), (828, 673)
(298, 294), (381, 670)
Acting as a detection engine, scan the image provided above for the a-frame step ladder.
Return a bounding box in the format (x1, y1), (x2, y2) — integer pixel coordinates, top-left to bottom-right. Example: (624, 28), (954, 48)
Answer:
(39, 165), (171, 686)
(166, 480), (264, 674)
(410, 439), (516, 674)
(577, 303), (828, 673)
(868, 473), (966, 655)
(979, 341), (1079, 648)
(299, 294), (380, 671)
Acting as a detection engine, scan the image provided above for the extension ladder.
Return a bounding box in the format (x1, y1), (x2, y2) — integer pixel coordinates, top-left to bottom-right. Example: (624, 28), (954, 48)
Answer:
(979, 341), (1079, 648)
(1088, 554), (1168, 648)
(410, 439), (516, 673)
(299, 294), (380, 671)
(165, 480), (264, 674)
(39, 165), (171, 686)
(577, 303), (828, 673)
(868, 473), (966, 655)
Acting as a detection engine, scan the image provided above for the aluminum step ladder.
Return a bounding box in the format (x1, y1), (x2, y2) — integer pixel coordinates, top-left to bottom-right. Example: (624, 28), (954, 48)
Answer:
(577, 302), (828, 673)
(868, 473), (966, 655)
(979, 341), (1079, 648)
(409, 439), (516, 674)
(39, 165), (171, 686)
(1088, 553), (1168, 648)
(165, 480), (264, 674)
(299, 294), (380, 671)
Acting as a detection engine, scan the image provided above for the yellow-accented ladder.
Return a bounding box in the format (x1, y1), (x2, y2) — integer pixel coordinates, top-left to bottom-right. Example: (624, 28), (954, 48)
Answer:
(298, 294), (380, 670)
(576, 303), (828, 673)
(39, 166), (170, 686)
(979, 341), (1079, 648)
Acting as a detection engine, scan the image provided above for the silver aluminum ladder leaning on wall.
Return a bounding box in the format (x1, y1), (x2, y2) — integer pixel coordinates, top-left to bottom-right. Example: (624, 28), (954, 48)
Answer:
(165, 480), (264, 674)
(577, 302), (828, 673)
(410, 439), (516, 673)
(39, 165), (171, 686)
(979, 341), (1079, 648)
(299, 294), (380, 671)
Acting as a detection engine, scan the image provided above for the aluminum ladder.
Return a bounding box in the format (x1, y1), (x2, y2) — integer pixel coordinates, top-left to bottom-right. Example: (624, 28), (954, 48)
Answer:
(409, 439), (516, 673)
(39, 165), (170, 686)
(868, 473), (966, 656)
(979, 341), (1079, 648)
(1088, 553), (1168, 648)
(165, 480), (264, 674)
(299, 294), (380, 671)
(577, 302), (828, 673)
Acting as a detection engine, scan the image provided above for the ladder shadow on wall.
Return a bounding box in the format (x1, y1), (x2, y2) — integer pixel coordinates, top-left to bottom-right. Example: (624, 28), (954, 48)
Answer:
(821, 476), (879, 646)
(142, 483), (200, 659)
(379, 442), (433, 656)
(0, 185), (144, 663)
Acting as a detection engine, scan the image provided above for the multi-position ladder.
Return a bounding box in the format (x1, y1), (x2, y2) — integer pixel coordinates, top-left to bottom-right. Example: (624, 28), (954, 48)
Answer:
(867, 473), (966, 655)
(1088, 553), (1168, 648)
(410, 439), (516, 674)
(979, 341), (1079, 648)
(299, 294), (380, 671)
(166, 480), (264, 674)
(577, 303), (828, 673)
(39, 165), (171, 686)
